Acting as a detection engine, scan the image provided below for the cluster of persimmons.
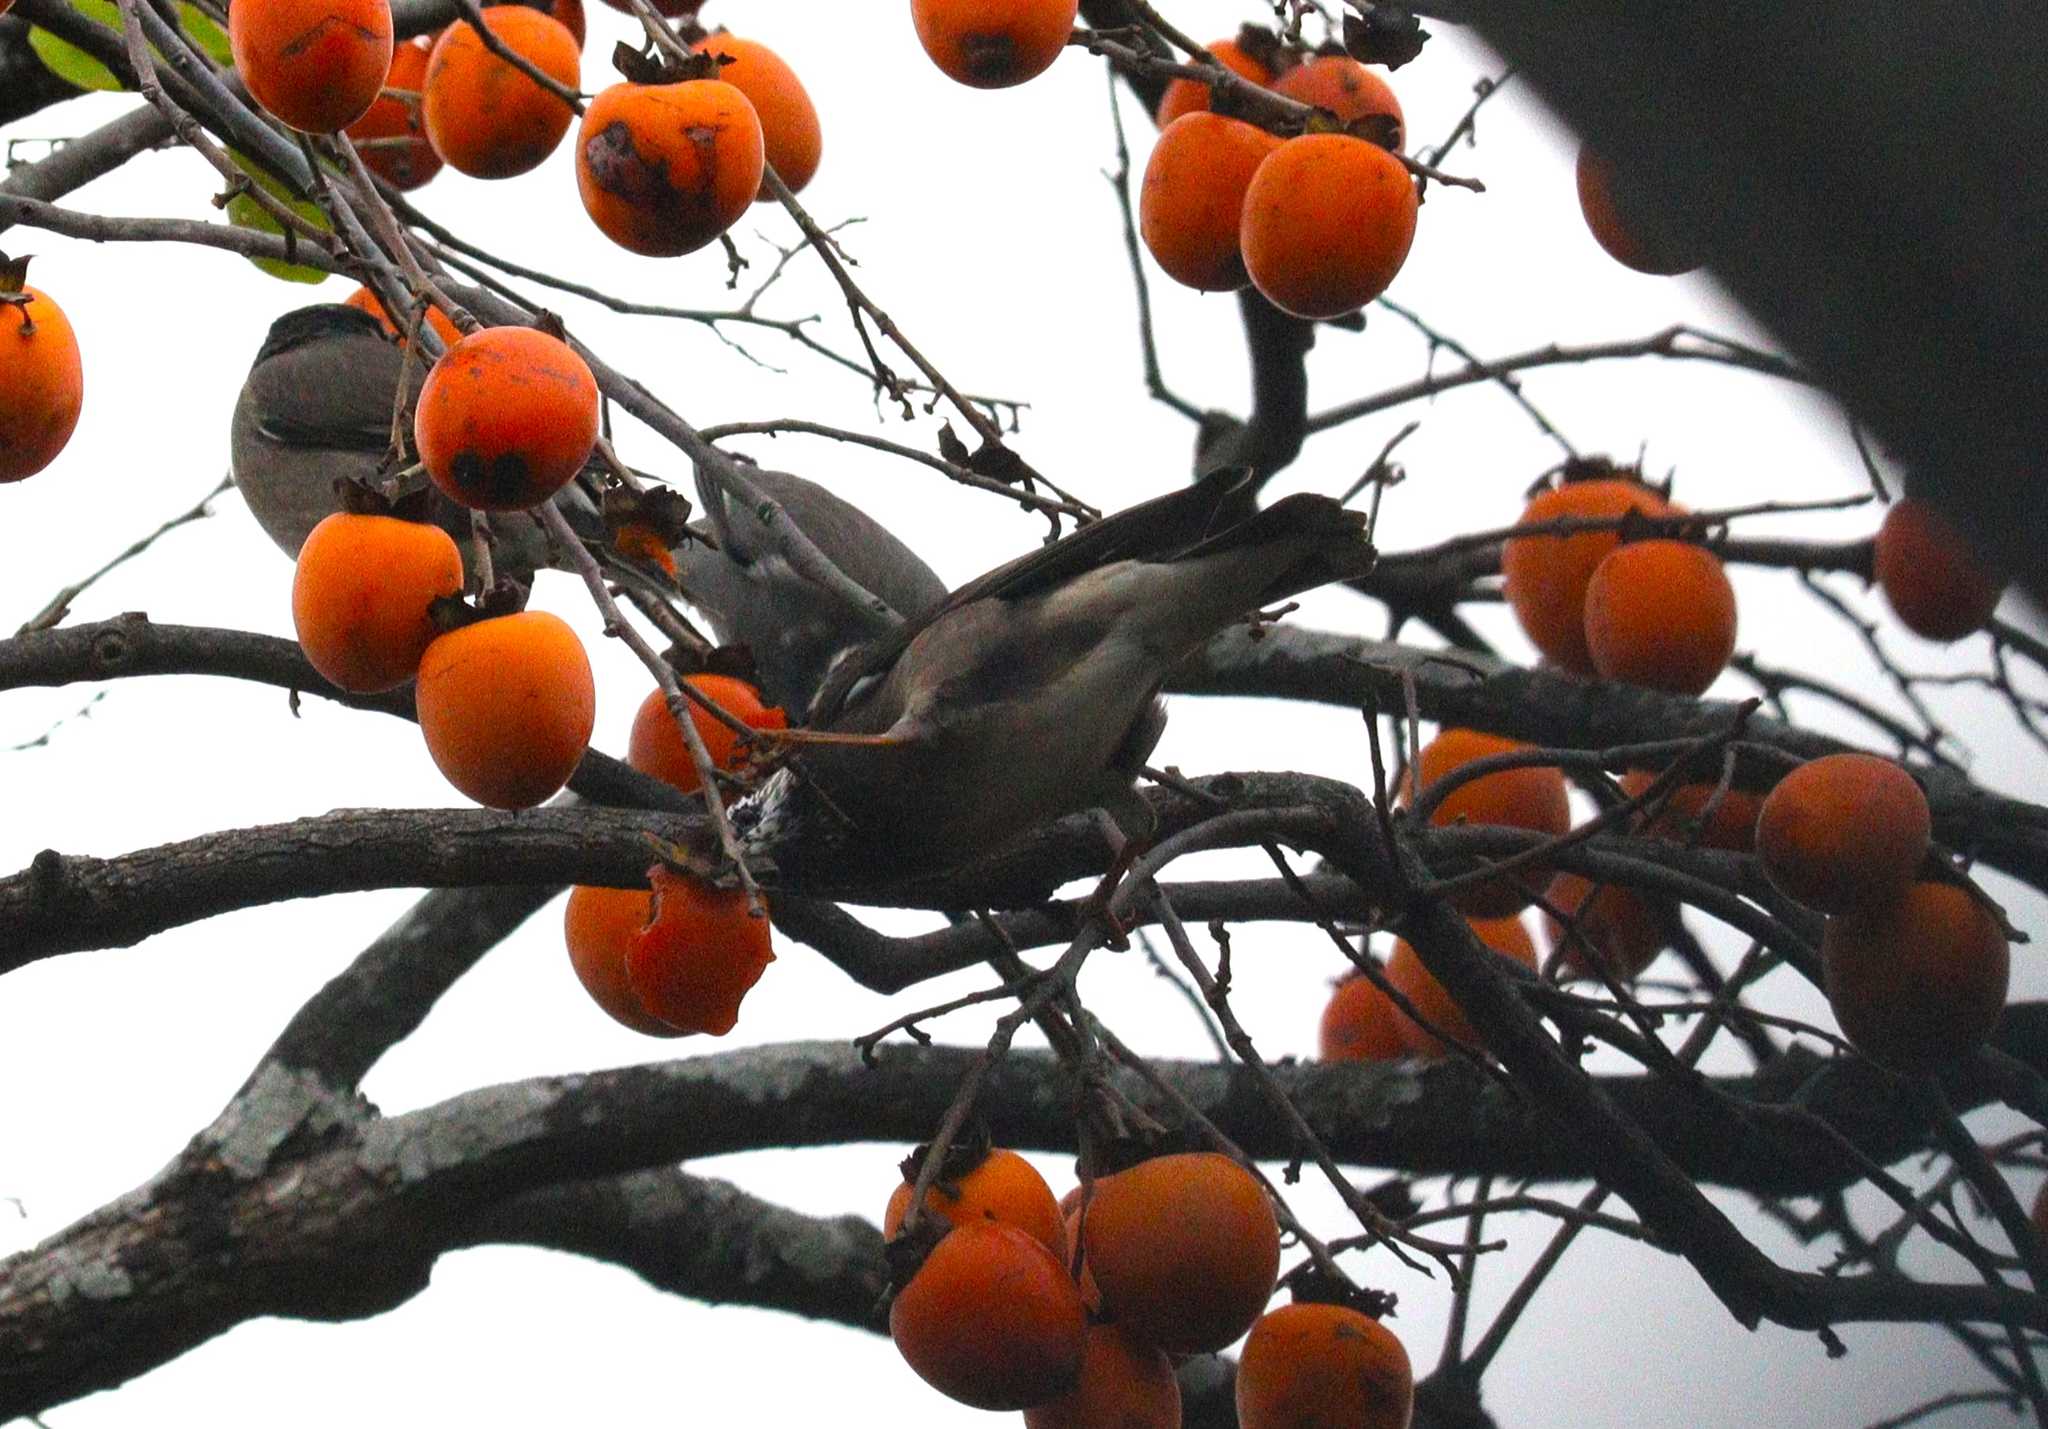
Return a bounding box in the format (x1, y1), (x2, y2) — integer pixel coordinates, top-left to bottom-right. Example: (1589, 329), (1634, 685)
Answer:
(1321, 467), (2012, 1079)
(879, 1136), (1411, 1427)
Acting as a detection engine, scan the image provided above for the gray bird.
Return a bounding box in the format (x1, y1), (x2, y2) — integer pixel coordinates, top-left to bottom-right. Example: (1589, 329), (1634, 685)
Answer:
(731, 469), (1375, 893)
(677, 466), (950, 717)
(230, 303), (594, 580)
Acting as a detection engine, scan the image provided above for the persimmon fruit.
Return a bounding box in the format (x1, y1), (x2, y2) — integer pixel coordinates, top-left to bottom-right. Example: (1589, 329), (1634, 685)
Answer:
(623, 866), (774, 1035)
(1822, 881), (2008, 1073)
(1155, 37), (1272, 127)
(1236, 1301), (1414, 1429)
(0, 281), (83, 483)
(691, 34), (821, 198)
(576, 80), (766, 257)
(415, 609), (595, 808)
(889, 1221), (1086, 1410)
(563, 884), (686, 1037)
(1620, 769), (1761, 852)
(1241, 133), (1417, 319)
(414, 325), (600, 511)
(291, 511), (464, 693)
(1023, 1322), (1181, 1429)
(345, 41), (441, 190)
(1576, 144), (1699, 276)
(1583, 538), (1737, 695)
(1140, 112), (1281, 292)
(1543, 871), (1665, 982)
(1318, 969), (1409, 1062)
(1501, 476), (1675, 675)
(343, 284), (462, 349)
(1410, 727), (1571, 917)
(884, 1145), (1065, 1257)
(1756, 753), (1931, 914)
(626, 675), (788, 794)
(1272, 53), (1404, 147)
(1873, 498), (2004, 641)
(229, 0), (393, 133)
(422, 8), (580, 179)
(910, 0), (1080, 89)
(1386, 915), (1537, 1056)
(1079, 1151), (1279, 1354)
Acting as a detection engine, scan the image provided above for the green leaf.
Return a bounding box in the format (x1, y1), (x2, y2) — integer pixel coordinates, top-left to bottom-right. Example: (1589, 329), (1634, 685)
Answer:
(27, 24), (124, 93)
(223, 151), (335, 286)
(177, 3), (233, 66)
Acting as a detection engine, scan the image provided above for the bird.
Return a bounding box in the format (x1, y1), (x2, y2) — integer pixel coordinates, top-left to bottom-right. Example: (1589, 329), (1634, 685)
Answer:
(676, 464), (950, 717)
(230, 302), (596, 581)
(729, 468), (1375, 895)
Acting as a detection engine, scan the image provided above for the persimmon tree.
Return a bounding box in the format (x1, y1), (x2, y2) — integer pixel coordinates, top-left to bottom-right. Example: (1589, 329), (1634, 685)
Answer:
(1, 1), (2045, 1426)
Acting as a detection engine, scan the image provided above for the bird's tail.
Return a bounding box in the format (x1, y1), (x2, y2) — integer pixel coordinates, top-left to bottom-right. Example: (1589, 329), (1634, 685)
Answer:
(1173, 492), (1376, 608)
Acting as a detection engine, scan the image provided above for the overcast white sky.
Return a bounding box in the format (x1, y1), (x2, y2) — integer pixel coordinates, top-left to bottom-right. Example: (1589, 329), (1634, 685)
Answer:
(1, 3), (2040, 1425)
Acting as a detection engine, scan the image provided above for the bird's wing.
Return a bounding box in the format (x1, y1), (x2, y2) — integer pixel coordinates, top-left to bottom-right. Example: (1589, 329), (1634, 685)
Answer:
(241, 322), (414, 455)
(808, 467), (1255, 724)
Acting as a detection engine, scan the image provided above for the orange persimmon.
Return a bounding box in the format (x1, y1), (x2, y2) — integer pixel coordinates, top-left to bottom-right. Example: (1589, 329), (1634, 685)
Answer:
(1873, 498), (2005, 642)
(1237, 1301), (1414, 1429)
(1318, 968), (1409, 1062)
(1079, 1151), (1279, 1354)
(890, 1221), (1086, 1411)
(575, 80), (765, 256)
(0, 278), (83, 483)
(623, 866), (774, 1035)
(563, 884), (686, 1037)
(1155, 37), (1272, 127)
(1501, 475), (1675, 675)
(1272, 53), (1404, 146)
(1241, 132), (1417, 319)
(422, 8), (580, 179)
(1543, 871), (1665, 982)
(883, 1145), (1065, 1257)
(1823, 881), (2008, 1073)
(1385, 915), (1537, 1057)
(1409, 728), (1570, 917)
(910, 0), (1080, 89)
(1620, 769), (1761, 852)
(291, 511), (463, 692)
(343, 284), (462, 349)
(345, 40), (441, 190)
(414, 325), (599, 511)
(1140, 112), (1281, 292)
(1023, 1322), (1180, 1429)
(691, 34), (821, 198)
(1756, 752), (1931, 914)
(625, 674), (787, 794)
(1583, 539), (1737, 695)
(415, 609), (595, 808)
(1576, 144), (1699, 276)
(230, 0), (393, 133)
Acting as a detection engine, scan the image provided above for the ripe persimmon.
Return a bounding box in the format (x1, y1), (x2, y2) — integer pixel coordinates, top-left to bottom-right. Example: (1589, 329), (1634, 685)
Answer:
(343, 284), (463, 349)
(0, 277), (83, 483)
(1023, 1322), (1180, 1429)
(623, 866), (774, 1035)
(1501, 476), (1675, 675)
(345, 40), (441, 190)
(563, 884), (686, 1037)
(1318, 969), (1408, 1062)
(691, 34), (821, 198)
(1583, 538), (1737, 694)
(1272, 53), (1404, 147)
(911, 0), (1079, 89)
(575, 80), (765, 257)
(1237, 1301), (1413, 1429)
(229, 0), (393, 133)
(1620, 769), (1761, 852)
(1410, 728), (1571, 917)
(889, 1221), (1086, 1411)
(884, 1145), (1065, 1257)
(1823, 881), (2008, 1073)
(292, 511), (463, 692)
(1576, 144), (1699, 276)
(1155, 37), (1272, 127)
(626, 674), (787, 794)
(1543, 871), (1665, 982)
(1386, 915), (1536, 1056)
(1079, 1151), (1279, 1354)
(1140, 112), (1281, 292)
(1241, 133), (1417, 319)
(1873, 498), (2005, 642)
(415, 609), (595, 808)
(495, 0), (582, 47)
(414, 325), (599, 511)
(422, 8), (580, 179)
(1756, 753), (1931, 914)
